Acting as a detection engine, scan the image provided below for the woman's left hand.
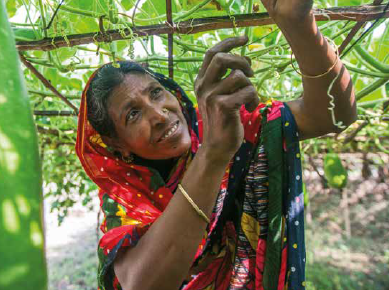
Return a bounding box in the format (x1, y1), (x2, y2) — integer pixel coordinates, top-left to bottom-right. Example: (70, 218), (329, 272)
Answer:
(260, 0), (313, 23)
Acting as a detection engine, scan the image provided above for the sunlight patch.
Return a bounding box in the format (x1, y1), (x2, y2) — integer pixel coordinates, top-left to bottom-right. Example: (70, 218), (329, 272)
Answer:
(15, 195), (31, 217)
(0, 129), (20, 175)
(30, 221), (43, 248)
(0, 264), (29, 287)
(0, 93), (6, 104)
(1, 199), (20, 233)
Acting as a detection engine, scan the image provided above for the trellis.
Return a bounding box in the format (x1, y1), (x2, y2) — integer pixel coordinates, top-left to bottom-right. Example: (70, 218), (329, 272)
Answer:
(15, 2), (389, 119)
(8, 0), (389, 228)
(2, 3), (389, 289)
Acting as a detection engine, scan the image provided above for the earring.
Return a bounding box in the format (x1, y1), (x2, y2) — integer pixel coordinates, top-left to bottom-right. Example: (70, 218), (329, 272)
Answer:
(122, 154), (134, 164)
(162, 108), (168, 114)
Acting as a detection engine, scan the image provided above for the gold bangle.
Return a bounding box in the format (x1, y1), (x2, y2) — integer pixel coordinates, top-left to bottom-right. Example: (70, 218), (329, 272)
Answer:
(177, 184), (210, 224)
(290, 37), (339, 79)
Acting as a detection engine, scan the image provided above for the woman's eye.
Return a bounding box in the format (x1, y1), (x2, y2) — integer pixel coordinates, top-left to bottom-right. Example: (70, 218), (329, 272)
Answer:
(151, 88), (162, 99)
(126, 110), (139, 122)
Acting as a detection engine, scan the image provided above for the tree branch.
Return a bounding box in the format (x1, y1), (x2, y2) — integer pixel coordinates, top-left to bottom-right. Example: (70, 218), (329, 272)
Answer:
(19, 54), (79, 113)
(16, 4), (389, 52)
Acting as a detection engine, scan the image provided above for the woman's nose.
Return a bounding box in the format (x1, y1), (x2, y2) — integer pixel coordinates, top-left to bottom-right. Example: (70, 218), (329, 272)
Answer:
(148, 106), (169, 127)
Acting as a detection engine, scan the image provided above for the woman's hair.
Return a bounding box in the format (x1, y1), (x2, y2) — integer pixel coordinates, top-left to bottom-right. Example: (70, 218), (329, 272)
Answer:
(86, 61), (148, 138)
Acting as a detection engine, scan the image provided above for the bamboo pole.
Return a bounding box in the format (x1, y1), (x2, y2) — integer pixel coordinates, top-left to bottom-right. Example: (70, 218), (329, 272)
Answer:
(16, 5), (389, 52)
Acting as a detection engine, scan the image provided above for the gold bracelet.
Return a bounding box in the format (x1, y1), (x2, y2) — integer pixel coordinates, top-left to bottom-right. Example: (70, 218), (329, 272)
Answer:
(177, 184), (210, 224)
(290, 37), (339, 79)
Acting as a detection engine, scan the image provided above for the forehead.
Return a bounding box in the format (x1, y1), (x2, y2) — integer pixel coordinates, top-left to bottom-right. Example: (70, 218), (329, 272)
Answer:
(109, 73), (159, 106)
(115, 73), (158, 96)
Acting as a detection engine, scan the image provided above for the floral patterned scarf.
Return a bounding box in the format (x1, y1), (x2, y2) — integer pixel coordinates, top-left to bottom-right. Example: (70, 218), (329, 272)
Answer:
(76, 62), (306, 290)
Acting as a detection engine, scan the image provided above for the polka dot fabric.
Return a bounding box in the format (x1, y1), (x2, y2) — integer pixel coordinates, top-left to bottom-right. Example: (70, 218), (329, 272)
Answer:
(282, 103), (306, 290)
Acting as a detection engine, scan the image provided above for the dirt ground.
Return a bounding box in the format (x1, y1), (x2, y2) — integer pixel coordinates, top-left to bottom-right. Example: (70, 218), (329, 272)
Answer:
(45, 154), (389, 290)
(45, 197), (100, 290)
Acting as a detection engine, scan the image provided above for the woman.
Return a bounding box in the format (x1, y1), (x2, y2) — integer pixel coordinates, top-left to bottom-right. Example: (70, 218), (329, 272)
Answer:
(76, 1), (357, 290)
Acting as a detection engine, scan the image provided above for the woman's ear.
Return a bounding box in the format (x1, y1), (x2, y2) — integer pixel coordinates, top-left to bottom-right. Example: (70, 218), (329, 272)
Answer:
(101, 135), (129, 157)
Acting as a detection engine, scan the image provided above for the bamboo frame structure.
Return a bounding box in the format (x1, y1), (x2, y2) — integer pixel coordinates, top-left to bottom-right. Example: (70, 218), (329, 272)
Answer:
(16, 4), (389, 51)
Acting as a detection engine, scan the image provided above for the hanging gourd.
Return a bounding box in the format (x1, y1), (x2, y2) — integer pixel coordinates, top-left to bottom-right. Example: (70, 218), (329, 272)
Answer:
(0, 1), (47, 289)
(324, 153), (348, 189)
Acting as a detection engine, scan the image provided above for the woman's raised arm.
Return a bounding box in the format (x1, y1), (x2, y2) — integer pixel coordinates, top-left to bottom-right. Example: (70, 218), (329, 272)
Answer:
(261, 0), (357, 140)
(113, 36), (258, 290)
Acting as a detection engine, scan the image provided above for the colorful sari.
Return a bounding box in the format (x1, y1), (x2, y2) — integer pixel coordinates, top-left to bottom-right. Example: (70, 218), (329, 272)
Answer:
(76, 63), (306, 290)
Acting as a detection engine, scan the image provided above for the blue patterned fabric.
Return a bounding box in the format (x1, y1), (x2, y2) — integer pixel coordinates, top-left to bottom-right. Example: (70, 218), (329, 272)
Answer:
(282, 103), (306, 289)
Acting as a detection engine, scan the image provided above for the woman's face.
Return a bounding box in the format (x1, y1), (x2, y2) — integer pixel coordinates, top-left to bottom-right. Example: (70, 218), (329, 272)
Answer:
(105, 73), (192, 160)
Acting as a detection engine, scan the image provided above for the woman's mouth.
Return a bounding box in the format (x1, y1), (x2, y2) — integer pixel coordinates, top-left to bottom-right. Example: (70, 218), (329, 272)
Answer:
(158, 121), (180, 142)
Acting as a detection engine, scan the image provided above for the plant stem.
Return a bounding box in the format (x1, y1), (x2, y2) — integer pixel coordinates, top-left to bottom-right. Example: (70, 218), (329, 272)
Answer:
(173, 0), (213, 22)
(38, 0), (47, 37)
(20, 0), (39, 38)
(241, 0), (253, 56)
(356, 78), (389, 100)
(344, 61), (389, 78)
(354, 45), (389, 73)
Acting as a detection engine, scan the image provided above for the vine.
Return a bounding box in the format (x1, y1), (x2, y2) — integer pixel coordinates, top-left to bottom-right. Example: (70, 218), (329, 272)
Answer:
(4, 0), (389, 225)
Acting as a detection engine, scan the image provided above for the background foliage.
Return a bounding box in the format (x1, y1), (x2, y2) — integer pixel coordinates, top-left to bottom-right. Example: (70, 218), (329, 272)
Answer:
(4, 0), (389, 289)
(6, 0), (389, 223)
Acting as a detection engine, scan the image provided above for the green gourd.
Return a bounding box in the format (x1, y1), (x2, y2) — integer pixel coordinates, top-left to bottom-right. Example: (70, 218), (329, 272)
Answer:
(324, 153), (348, 189)
(108, 0), (119, 24)
(0, 1), (47, 289)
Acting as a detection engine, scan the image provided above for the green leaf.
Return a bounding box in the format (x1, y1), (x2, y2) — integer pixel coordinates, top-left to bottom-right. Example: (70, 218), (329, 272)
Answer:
(5, 0), (21, 18)
(68, 78), (83, 90)
(121, 0), (133, 10)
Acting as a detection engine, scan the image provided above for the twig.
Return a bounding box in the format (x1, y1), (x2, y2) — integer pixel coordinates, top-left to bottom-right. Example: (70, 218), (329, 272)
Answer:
(341, 189), (352, 239)
(341, 1), (389, 57)
(37, 125), (60, 135)
(339, 0), (383, 55)
(132, 0), (142, 28)
(34, 110), (77, 116)
(343, 121), (369, 144)
(45, 0), (65, 30)
(16, 5), (389, 51)
(339, 22), (366, 55)
(42, 138), (75, 146)
(28, 89), (80, 99)
(166, 0), (174, 78)
(308, 155), (328, 188)
(19, 54), (79, 114)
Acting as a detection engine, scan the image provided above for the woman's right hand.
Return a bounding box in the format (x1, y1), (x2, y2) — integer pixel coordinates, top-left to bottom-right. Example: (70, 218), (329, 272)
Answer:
(194, 36), (259, 160)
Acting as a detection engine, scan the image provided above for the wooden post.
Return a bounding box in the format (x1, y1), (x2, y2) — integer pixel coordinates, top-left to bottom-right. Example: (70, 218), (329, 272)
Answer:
(166, 0), (174, 79)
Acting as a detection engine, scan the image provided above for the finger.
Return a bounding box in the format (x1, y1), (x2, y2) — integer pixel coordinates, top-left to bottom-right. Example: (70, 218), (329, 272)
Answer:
(218, 85), (259, 113)
(211, 69), (252, 96)
(232, 54), (251, 66)
(203, 53), (253, 85)
(244, 56), (252, 66)
(198, 36), (249, 78)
